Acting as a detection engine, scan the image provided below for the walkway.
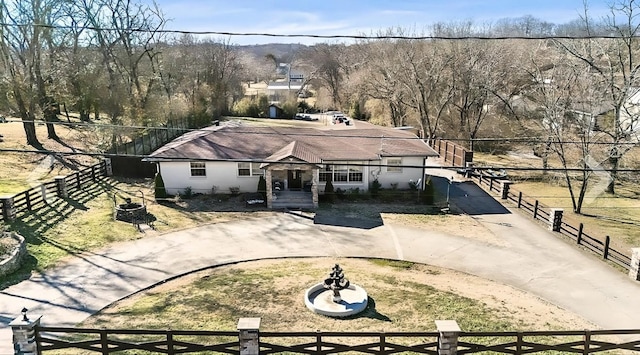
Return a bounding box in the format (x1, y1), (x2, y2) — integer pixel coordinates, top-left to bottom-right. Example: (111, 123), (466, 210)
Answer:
(1, 195), (639, 354)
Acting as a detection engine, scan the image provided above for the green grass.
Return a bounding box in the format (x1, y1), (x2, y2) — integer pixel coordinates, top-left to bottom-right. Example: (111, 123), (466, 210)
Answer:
(0, 179), (30, 195)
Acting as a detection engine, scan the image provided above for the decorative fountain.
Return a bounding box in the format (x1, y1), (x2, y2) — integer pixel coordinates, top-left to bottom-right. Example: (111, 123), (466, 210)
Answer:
(113, 191), (147, 223)
(304, 264), (368, 317)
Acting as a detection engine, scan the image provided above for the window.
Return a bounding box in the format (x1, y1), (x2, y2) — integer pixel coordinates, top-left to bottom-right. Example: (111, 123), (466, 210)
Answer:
(190, 162), (206, 176)
(386, 158), (402, 173)
(251, 162), (264, 176)
(238, 162), (263, 177)
(348, 165), (363, 182)
(319, 162), (363, 183)
(334, 165), (348, 182)
(238, 162), (251, 176)
(319, 165), (332, 182)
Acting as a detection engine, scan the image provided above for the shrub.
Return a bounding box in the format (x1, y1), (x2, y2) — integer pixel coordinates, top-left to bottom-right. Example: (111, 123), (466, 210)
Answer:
(229, 186), (240, 195)
(181, 186), (193, 199)
(370, 179), (381, 197)
(154, 173), (167, 198)
(335, 187), (346, 200)
(324, 176), (335, 203)
(257, 176), (267, 199)
(421, 178), (435, 205)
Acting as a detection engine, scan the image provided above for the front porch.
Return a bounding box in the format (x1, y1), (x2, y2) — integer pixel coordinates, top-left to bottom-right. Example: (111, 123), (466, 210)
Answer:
(261, 141), (322, 209)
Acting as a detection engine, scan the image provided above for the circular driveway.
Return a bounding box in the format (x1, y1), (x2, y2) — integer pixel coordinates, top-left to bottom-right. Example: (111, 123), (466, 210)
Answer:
(1, 203), (639, 354)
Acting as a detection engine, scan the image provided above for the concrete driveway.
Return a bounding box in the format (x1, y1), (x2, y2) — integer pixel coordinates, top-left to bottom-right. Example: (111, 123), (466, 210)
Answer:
(1, 195), (639, 354)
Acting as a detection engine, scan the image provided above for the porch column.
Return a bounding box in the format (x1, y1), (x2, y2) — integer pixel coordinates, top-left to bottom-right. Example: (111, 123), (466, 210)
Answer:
(265, 169), (273, 209)
(312, 168), (319, 208)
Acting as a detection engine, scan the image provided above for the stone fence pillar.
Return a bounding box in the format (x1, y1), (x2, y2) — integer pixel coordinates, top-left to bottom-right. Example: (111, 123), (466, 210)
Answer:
(500, 181), (512, 200)
(10, 310), (41, 355)
(436, 320), (461, 355)
(104, 159), (113, 177)
(1, 195), (16, 222)
(238, 317), (260, 355)
(629, 248), (640, 281)
(54, 176), (67, 198)
(549, 208), (563, 232)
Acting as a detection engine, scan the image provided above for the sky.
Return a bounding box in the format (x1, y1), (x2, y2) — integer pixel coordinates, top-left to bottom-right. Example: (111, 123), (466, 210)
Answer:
(149, 0), (613, 45)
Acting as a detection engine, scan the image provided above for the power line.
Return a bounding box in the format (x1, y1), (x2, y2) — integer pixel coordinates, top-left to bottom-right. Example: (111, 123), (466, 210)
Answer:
(0, 22), (639, 40)
(4, 118), (640, 146)
(1, 147), (640, 172)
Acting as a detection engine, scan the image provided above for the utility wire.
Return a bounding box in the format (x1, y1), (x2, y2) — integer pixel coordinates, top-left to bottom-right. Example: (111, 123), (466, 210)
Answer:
(0, 22), (637, 40)
(4, 118), (639, 146)
(1, 147), (640, 172)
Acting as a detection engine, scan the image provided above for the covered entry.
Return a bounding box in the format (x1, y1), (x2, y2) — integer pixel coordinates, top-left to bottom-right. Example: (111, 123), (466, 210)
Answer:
(261, 141), (320, 209)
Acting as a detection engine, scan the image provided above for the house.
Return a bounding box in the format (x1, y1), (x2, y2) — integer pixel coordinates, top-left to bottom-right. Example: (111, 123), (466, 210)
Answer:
(145, 121), (439, 209)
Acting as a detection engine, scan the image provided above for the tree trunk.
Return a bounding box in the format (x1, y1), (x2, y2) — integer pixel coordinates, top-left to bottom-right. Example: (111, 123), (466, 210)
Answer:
(22, 120), (39, 147)
(605, 156), (618, 194)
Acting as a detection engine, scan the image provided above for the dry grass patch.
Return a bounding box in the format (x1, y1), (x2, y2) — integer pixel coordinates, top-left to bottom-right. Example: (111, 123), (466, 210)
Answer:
(81, 258), (593, 333)
(511, 181), (640, 251)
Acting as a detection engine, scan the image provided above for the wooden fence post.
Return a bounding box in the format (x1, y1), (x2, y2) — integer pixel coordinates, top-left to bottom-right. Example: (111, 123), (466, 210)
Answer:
(603, 236), (610, 260)
(533, 200), (539, 219)
(517, 191), (523, 208)
(167, 330), (175, 355)
(100, 329), (109, 355)
(577, 223), (584, 245)
(25, 190), (32, 211)
(489, 178), (494, 191)
(76, 172), (81, 189)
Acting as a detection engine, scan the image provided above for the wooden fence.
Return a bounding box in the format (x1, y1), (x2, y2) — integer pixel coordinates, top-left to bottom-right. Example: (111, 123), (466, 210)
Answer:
(0, 161), (108, 224)
(474, 174), (632, 270)
(430, 139), (473, 167)
(107, 117), (190, 156)
(34, 326), (640, 354)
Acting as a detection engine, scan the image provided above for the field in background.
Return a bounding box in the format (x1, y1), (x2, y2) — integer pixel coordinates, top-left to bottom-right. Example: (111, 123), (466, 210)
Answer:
(473, 150), (640, 253)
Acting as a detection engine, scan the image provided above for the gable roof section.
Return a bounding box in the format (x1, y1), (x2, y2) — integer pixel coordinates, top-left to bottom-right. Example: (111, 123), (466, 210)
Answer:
(147, 124), (439, 162)
(261, 141), (321, 167)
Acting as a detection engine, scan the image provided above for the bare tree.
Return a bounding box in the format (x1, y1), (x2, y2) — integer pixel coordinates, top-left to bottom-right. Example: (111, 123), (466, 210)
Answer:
(524, 46), (609, 213)
(0, 0), (71, 145)
(555, 0), (640, 194)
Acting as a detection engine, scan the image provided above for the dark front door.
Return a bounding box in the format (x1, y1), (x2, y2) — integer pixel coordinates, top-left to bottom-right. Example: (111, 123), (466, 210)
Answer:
(287, 170), (302, 189)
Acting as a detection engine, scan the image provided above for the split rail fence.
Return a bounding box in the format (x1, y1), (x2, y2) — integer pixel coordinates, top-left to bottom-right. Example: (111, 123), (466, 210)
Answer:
(474, 174), (632, 270)
(0, 160), (108, 224)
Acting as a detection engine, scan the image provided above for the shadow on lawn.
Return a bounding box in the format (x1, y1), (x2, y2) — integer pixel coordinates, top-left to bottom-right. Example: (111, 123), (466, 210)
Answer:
(0, 177), (118, 289)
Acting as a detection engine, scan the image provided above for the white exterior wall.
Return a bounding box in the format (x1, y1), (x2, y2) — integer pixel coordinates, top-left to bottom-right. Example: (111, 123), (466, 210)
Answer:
(158, 161), (261, 195)
(375, 156), (425, 190)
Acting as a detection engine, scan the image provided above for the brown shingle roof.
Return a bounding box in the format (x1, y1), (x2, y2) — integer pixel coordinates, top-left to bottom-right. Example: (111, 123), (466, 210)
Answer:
(147, 124), (438, 162)
(262, 141), (322, 167)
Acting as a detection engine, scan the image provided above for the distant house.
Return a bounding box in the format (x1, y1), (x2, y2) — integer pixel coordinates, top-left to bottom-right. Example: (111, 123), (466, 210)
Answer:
(268, 63), (306, 103)
(145, 121), (439, 209)
(266, 81), (303, 104)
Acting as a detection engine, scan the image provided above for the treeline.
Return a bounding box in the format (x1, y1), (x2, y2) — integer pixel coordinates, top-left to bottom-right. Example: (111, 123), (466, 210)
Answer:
(1, 0), (638, 211)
